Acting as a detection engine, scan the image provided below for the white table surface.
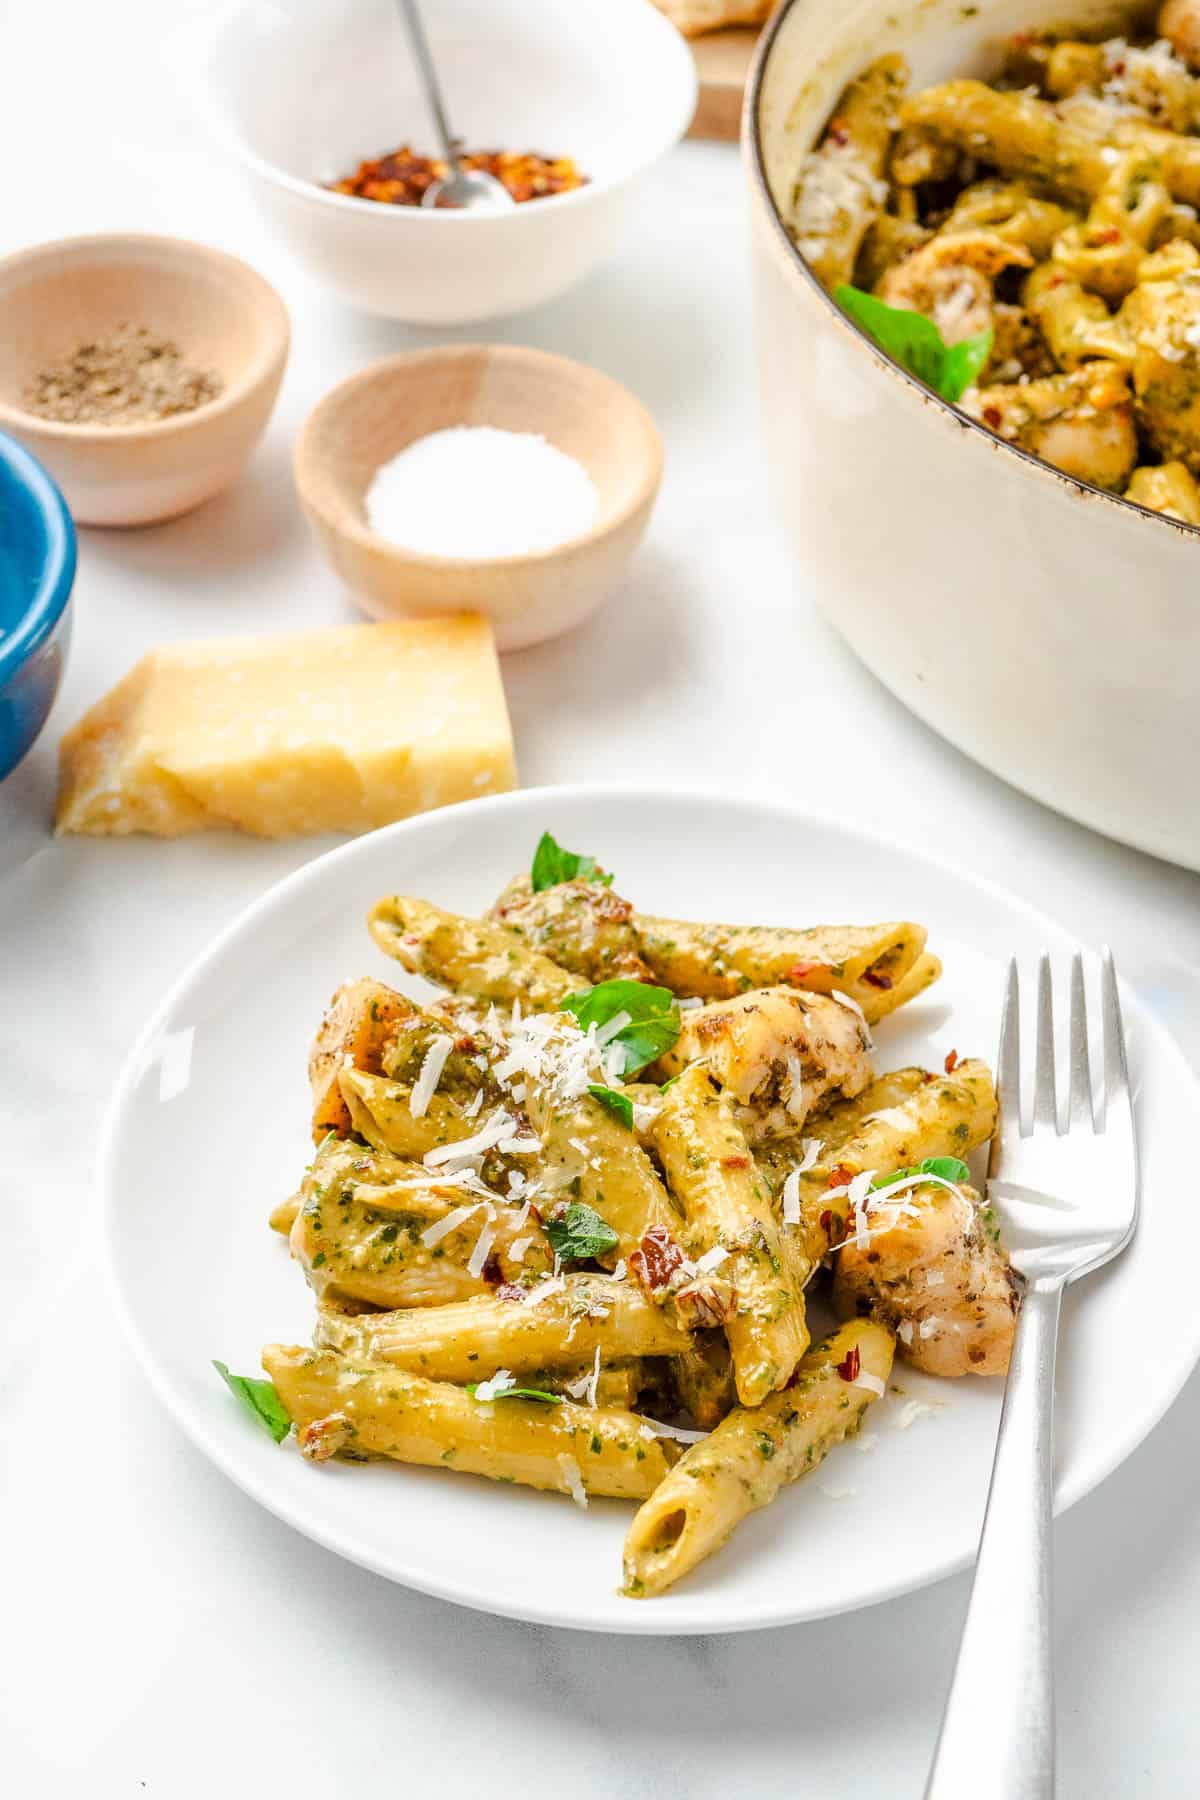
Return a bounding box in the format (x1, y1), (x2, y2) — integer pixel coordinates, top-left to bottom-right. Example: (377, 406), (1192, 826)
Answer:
(5, 5), (1200, 1794)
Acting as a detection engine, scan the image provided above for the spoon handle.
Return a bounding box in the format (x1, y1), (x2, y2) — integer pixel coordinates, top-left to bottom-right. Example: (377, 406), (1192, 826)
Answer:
(396, 0), (463, 179)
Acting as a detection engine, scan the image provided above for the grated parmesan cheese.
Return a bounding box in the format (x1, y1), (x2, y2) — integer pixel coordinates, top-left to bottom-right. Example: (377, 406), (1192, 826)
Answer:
(423, 1109), (514, 1167)
(419, 1201), (491, 1247)
(466, 1219), (496, 1278)
(557, 1453), (588, 1509)
(473, 1369), (514, 1402)
(409, 1035), (453, 1119)
(636, 1417), (710, 1444)
(693, 1245), (729, 1275)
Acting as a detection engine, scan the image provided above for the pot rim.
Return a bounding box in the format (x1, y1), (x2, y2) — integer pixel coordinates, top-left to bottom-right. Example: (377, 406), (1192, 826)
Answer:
(742, 0), (1200, 545)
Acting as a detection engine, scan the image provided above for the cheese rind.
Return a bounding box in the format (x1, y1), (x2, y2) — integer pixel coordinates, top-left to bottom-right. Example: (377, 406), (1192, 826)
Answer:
(56, 616), (517, 839)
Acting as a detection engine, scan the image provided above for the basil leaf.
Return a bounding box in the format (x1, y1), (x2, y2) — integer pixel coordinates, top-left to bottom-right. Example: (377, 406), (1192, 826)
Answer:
(918, 1155), (971, 1184)
(544, 1200), (620, 1263)
(942, 331), (994, 400)
(468, 1382), (563, 1405)
(213, 1360), (291, 1443)
(588, 1084), (634, 1130)
(834, 284), (993, 404)
(872, 1155), (971, 1191)
(562, 979), (681, 1078)
(531, 831), (613, 892)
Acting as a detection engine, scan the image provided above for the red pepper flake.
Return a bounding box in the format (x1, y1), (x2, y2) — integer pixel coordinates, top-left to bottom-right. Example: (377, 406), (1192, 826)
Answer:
(836, 1345), (861, 1383)
(455, 1034), (478, 1053)
(921, 1070), (936, 1084)
(494, 1282), (527, 1303)
(1089, 226), (1123, 246)
(944, 1047), (959, 1074)
(629, 1225), (687, 1296)
(826, 115), (850, 146)
(826, 1162), (855, 1190)
(720, 1153), (751, 1170)
(786, 959), (825, 985)
(982, 405), (1003, 429)
(818, 1208), (835, 1234)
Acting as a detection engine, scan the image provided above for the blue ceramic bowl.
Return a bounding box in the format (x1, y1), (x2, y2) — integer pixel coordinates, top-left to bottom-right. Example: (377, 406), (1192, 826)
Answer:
(0, 431), (76, 780)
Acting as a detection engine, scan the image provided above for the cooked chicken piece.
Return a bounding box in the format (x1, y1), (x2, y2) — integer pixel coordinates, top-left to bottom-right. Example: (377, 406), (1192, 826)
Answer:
(964, 361), (1139, 490)
(877, 231), (1034, 344)
(308, 978), (415, 1142)
(655, 987), (873, 1141)
(488, 874), (653, 982)
(832, 1180), (1018, 1376)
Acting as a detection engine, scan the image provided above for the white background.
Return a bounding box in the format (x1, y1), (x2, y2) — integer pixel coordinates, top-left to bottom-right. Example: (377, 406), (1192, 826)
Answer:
(4, 2), (1200, 1793)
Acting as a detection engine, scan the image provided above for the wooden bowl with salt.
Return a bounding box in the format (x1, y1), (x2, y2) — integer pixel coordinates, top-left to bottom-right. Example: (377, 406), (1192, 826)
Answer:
(294, 345), (664, 652)
(0, 234), (289, 526)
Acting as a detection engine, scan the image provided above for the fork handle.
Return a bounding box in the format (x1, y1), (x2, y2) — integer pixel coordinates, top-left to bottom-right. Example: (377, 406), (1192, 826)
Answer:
(925, 1280), (1064, 1800)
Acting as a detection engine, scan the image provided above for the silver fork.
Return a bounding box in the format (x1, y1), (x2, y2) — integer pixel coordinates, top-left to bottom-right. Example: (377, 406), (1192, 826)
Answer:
(925, 950), (1138, 1800)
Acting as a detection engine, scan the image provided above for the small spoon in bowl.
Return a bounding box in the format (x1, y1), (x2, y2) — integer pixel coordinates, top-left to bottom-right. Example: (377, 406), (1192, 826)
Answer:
(396, 0), (514, 212)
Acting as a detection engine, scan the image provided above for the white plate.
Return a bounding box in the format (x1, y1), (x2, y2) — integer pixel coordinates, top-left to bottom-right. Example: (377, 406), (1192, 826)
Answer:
(102, 787), (1197, 1635)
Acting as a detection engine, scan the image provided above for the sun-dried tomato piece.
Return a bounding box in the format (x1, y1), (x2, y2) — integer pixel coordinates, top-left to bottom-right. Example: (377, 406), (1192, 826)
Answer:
(629, 1225), (687, 1296)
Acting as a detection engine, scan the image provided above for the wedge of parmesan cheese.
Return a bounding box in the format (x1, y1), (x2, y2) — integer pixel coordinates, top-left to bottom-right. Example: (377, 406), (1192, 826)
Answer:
(56, 616), (517, 838)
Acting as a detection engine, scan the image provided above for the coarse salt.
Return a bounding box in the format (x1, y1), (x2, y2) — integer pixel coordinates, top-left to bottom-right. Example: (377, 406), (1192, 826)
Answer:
(365, 426), (598, 559)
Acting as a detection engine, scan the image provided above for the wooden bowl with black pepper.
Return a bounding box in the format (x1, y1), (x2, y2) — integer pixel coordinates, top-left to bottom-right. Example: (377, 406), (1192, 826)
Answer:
(0, 234), (289, 526)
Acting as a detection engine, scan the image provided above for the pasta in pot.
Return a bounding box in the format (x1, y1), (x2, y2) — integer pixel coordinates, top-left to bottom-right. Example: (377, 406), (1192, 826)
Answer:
(790, 2), (1200, 522)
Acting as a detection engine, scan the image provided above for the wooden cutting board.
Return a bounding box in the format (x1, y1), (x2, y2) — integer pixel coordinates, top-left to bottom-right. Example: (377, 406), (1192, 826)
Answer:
(687, 27), (761, 142)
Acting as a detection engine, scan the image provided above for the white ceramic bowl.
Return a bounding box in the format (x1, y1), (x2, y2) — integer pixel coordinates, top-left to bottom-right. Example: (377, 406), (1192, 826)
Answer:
(185, 0), (697, 325)
(747, 0), (1200, 873)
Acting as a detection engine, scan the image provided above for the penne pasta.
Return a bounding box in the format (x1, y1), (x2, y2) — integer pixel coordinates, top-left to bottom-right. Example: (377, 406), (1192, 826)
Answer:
(307, 977), (415, 1142)
(529, 1089), (680, 1257)
(622, 1321), (894, 1597)
(263, 1345), (682, 1500)
(313, 1274), (692, 1382)
(338, 1068), (487, 1162)
(291, 1180), (549, 1310)
(634, 917), (935, 1020)
(653, 1064), (808, 1406)
(368, 894), (576, 1008)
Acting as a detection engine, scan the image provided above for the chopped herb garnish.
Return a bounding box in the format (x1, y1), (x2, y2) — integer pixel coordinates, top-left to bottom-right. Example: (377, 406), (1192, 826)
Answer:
(562, 979), (681, 1077)
(587, 1084), (634, 1130)
(213, 1361), (291, 1443)
(531, 831), (614, 893)
(544, 1200), (619, 1263)
(835, 284), (993, 404)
